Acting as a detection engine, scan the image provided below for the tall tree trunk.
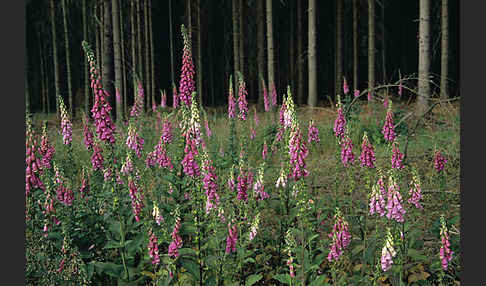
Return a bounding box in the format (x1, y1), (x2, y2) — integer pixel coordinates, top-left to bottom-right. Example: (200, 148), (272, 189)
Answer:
(37, 25), (46, 114)
(257, 0), (264, 107)
(113, 0), (123, 121)
(136, 0), (143, 110)
(83, 0), (89, 115)
(353, 0), (358, 92)
(131, 0), (137, 102)
(290, 0), (294, 95)
(417, 0), (430, 116)
(232, 0), (240, 92)
(144, 0), (151, 110)
(50, 0), (60, 116)
(368, 0), (375, 101)
(381, 1), (386, 83)
(308, 0), (317, 107)
(26, 50), (30, 113)
(297, 0), (303, 105)
(103, 0), (114, 116)
(95, 3), (101, 74)
(187, 0), (192, 39)
(169, 0), (175, 86)
(101, 1), (105, 76)
(120, 0), (127, 116)
(239, 0), (244, 79)
(149, 0), (155, 108)
(266, 0), (275, 106)
(440, 0), (449, 99)
(197, 0), (202, 104)
(336, 0), (343, 97)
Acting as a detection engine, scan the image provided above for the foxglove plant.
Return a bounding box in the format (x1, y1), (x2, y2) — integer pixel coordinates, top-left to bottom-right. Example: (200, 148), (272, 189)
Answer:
(40, 122), (55, 170)
(333, 98), (347, 140)
(225, 220), (238, 254)
(327, 208), (351, 262)
(262, 141), (268, 160)
(126, 123), (144, 158)
(161, 90), (167, 108)
(354, 89), (360, 98)
(58, 96), (73, 145)
(307, 119), (320, 144)
(79, 167), (90, 199)
(253, 163), (269, 200)
(172, 84), (179, 109)
(434, 148), (447, 173)
(82, 116), (94, 150)
(25, 116), (44, 197)
(237, 72), (249, 121)
(360, 132), (376, 168)
(270, 82), (277, 106)
(439, 215), (454, 271)
(128, 177), (144, 222)
(369, 175), (387, 217)
(408, 169), (423, 209)
(385, 176), (406, 223)
(248, 212), (260, 241)
(178, 24), (195, 107)
(381, 228), (397, 271)
(340, 134), (355, 167)
(201, 154), (220, 214)
(161, 119), (173, 145)
(82, 41), (116, 145)
(391, 141), (404, 169)
(91, 143), (104, 171)
(276, 164), (288, 188)
(382, 101), (396, 143)
(288, 125), (309, 180)
(284, 230), (297, 278)
(343, 77), (349, 95)
(120, 153), (134, 175)
(152, 204), (164, 225)
(228, 76), (236, 118)
(236, 168), (249, 201)
(182, 137), (200, 177)
(130, 81), (145, 118)
(168, 215), (183, 258)
(147, 230), (160, 265)
(54, 164), (74, 207)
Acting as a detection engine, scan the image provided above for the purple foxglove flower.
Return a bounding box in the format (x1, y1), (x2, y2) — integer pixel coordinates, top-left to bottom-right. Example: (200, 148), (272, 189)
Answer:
(147, 230), (160, 265)
(80, 168), (90, 199)
(327, 209), (351, 262)
(354, 89), (360, 98)
(228, 78), (236, 118)
(161, 90), (167, 108)
(381, 229), (397, 271)
(382, 106), (396, 143)
(161, 120), (173, 144)
(343, 77), (349, 95)
(367, 91), (372, 101)
(128, 179), (144, 222)
(360, 132), (376, 168)
(225, 220), (238, 254)
(152, 204), (164, 225)
(340, 135), (355, 167)
(182, 138), (200, 177)
(202, 158), (220, 214)
(91, 144), (104, 171)
(253, 164), (269, 200)
(434, 149), (447, 173)
(408, 172), (423, 209)
(391, 141), (404, 169)
(58, 97), (72, 145)
(237, 74), (249, 121)
(168, 217), (183, 257)
(307, 120), (320, 144)
(83, 117), (94, 150)
(178, 25), (195, 107)
(40, 124), (55, 170)
(439, 215), (454, 270)
(385, 177), (406, 223)
(288, 126), (309, 180)
(236, 169), (249, 201)
(333, 107), (347, 139)
(262, 78), (270, 112)
(172, 84), (179, 109)
(270, 82), (277, 106)
(369, 176), (387, 217)
(126, 124), (144, 158)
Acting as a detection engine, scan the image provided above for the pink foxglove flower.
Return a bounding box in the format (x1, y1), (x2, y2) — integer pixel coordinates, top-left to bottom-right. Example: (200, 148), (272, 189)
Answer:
(80, 167), (90, 199)
(178, 25), (195, 107)
(40, 123), (55, 170)
(152, 204), (164, 225)
(354, 89), (360, 98)
(126, 124), (144, 158)
(237, 73), (249, 121)
(327, 208), (351, 262)
(382, 104), (396, 143)
(116, 87), (121, 105)
(408, 170), (423, 209)
(381, 228), (397, 271)
(270, 82), (277, 106)
(228, 77), (236, 118)
(253, 164), (269, 200)
(54, 165), (74, 207)
(25, 119), (44, 198)
(360, 132), (376, 168)
(385, 176), (406, 223)
(262, 78), (270, 112)
(434, 149), (447, 173)
(287, 256), (295, 278)
(333, 105), (347, 139)
(307, 120), (320, 144)
(225, 220), (238, 254)
(340, 135), (355, 167)
(131, 81), (145, 118)
(343, 77), (349, 95)
(82, 116), (94, 150)
(369, 177), (387, 217)
(161, 119), (173, 145)
(275, 165), (287, 188)
(58, 96), (72, 145)
(367, 91), (372, 101)
(249, 213), (260, 241)
(439, 215), (454, 271)
(236, 169), (249, 201)
(262, 141), (268, 160)
(182, 138), (200, 177)
(168, 216), (183, 258)
(391, 141), (404, 169)
(128, 178), (144, 222)
(172, 84), (179, 109)
(121, 153), (134, 175)
(147, 230), (160, 265)
(288, 126), (309, 180)
(161, 90), (167, 108)
(91, 143), (104, 171)
(202, 157), (220, 213)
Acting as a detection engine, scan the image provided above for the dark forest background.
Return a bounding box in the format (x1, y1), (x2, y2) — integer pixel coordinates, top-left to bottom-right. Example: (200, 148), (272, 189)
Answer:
(25, 0), (459, 118)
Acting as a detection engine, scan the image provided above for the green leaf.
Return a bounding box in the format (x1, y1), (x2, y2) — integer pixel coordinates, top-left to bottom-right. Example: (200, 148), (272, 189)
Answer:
(352, 244), (365, 256)
(408, 271), (430, 283)
(273, 273), (291, 285)
(309, 275), (329, 286)
(245, 274), (263, 286)
(180, 258), (200, 281)
(178, 248), (197, 257)
(92, 261), (124, 278)
(407, 248), (428, 262)
(103, 240), (122, 250)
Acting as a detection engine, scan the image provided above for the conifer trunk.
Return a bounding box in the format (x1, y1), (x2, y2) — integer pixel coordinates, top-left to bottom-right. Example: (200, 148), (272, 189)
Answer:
(169, 0), (175, 86)
(113, 0), (123, 121)
(144, 0), (151, 109)
(266, 0), (275, 106)
(257, 0), (264, 107)
(353, 0), (358, 92)
(149, 0), (155, 107)
(197, 0), (202, 104)
(239, 0), (244, 79)
(83, 0), (89, 115)
(336, 0), (343, 96)
(131, 0), (137, 101)
(103, 0), (114, 116)
(368, 0), (375, 101)
(50, 0), (60, 116)
(297, 0), (303, 105)
(417, 0), (430, 116)
(308, 0), (317, 107)
(440, 0), (449, 99)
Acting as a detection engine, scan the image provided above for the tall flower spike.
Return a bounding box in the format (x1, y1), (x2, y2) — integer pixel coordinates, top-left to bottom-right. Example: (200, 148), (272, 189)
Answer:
(343, 77), (349, 95)
(308, 119), (320, 144)
(225, 220), (238, 254)
(382, 100), (396, 143)
(168, 216), (183, 257)
(391, 141), (404, 169)
(270, 81), (277, 106)
(40, 122), (55, 170)
(249, 212), (261, 241)
(434, 148), (447, 173)
(381, 228), (397, 271)
(91, 143), (104, 171)
(253, 162), (269, 200)
(82, 116), (94, 150)
(228, 75), (236, 118)
(262, 141), (268, 160)
(128, 178), (144, 222)
(54, 164), (74, 207)
(327, 208), (351, 262)
(202, 154), (220, 213)
(288, 125), (309, 180)
(147, 230), (160, 265)
(130, 81), (145, 118)
(439, 215), (454, 271)
(385, 175), (406, 223)
(82, 41), (116, 144)
(161, 90), (167, 108)
(340, 133), (355, 167)
(354, 89), (360, 98)
(262, 78), (270, 112)
(333, 96), (347, 140)
(408, 168), (423, 209)
(369, 176), (387, 217)
(126, 123), (144, 158)
(152, 204), (164, 225)
(58, 96), (73, 145)
(25, 115), (45, 197)
(178, 24), (195, 107)
(237, 72), (249, 121)
(360, 132), (376, 168)
(172, 83), (179, 109)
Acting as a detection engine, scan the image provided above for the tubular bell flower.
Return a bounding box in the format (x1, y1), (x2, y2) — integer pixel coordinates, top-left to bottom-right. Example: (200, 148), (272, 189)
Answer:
(147, 230), (160, 265)
(382, 102), (396, 143)
(369, 175), (387, 217)
(333, 99), (347, 140)
(80, 167), (90, 199)
(288, 126), (309, 180)
(152, 204), (164, 225)
(253, 163), (269, 200)
(82, 41), (116, 145)
(172, 84), (179, 109)
(327, 208), (351, 262)
(236, 169), (249, 201)
(385, 176), (406, 223)
(381, 228), (397, 271)
(225, 220), (238, 254)
(360, 132), (376, 168)
(161, 119), (173, 144)
(249, 212), (261, 241)
(121, 153), (134, 175)
(130, 82), (144, 119)
(40, 122), (55, 170)
(434, 148), (447, 173)
(202, 155), (220, 213)
(91, 143), (104, 171)
(82, 116), (94, 150)
(276, 164), (288, 188)
(178, 24), (195, 107)
(25, 116), (44, 197)
(168, 216), (183, 258)
(128, 178), (144, 222)
(307, 119), (320, 144)
(270, 82), (277, 106)
(354, 89), (360, 98)
(408, 169), (423, 209)
(182, 137), (200, 177)
(237, 72), (249, 121)
(340, 134), (355, 167)
(126, 124), (144, 158)
(439, 215), (454, 271)
(262, 141), (268, 160)
(228, 76), (236, 118)
(391, 141), (404, 169)
(161, 90), (167, 108)
(54, 164), (74, 207)
(58, 96), (72, 145)
(343, 77), (349, 95)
